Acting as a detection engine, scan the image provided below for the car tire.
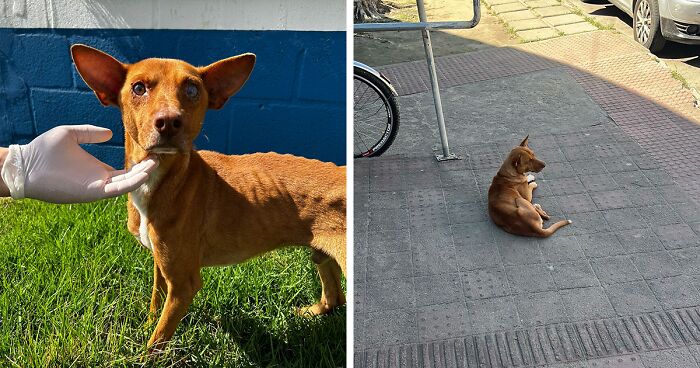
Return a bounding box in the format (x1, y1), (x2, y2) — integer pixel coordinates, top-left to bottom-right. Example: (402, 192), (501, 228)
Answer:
(633, 0), (666, 52)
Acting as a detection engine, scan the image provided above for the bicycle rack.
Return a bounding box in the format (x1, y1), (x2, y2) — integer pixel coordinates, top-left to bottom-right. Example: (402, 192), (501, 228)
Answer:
(354, 0), (481, 161)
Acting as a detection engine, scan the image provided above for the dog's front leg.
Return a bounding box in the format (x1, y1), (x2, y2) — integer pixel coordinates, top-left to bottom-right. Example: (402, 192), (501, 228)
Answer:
(148, 261), (167, 324)
(147, 232), (202, 353)
(147, 269), (202, 353)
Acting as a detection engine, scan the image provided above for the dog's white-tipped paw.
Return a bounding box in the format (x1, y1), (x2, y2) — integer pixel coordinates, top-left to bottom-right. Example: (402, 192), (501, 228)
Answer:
(567, 220), (573, 224)
(527, 174), (535, 183)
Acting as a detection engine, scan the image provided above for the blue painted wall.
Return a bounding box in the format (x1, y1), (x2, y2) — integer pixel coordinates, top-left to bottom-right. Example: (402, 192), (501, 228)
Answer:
(0, 28), (346, 166)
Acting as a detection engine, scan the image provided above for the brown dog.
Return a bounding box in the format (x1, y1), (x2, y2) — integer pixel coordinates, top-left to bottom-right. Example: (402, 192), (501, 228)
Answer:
(488, 136), (571, 237)
(70, 44), (346, 352)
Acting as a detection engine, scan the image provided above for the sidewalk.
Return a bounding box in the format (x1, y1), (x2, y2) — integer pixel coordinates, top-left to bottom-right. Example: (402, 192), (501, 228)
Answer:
(355, 31), (700, 367)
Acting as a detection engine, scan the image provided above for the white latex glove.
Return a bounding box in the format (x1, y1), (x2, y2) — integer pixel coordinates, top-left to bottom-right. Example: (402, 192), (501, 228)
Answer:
(0, 125), (157, 204)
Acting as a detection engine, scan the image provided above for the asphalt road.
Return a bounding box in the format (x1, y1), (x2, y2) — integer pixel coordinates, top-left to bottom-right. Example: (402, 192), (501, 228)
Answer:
(570, 0), (700, 91)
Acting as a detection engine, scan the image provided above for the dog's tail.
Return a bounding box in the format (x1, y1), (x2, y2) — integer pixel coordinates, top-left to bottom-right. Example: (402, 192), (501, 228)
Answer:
(538, 219), (572, 238)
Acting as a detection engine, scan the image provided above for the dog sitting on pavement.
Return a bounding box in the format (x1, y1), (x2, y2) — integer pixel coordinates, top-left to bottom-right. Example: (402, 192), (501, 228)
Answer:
(488, 136), (571, 237)
(70, 44), (346, 352)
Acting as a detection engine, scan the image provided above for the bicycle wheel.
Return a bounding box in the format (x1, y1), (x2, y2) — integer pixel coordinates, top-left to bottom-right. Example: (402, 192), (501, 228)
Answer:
(353, 66), (400, 158)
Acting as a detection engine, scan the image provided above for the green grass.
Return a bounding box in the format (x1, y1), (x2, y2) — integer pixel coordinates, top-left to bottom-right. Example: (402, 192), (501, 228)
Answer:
(0, 197), (345, 367)
(671, 69), (690, 89)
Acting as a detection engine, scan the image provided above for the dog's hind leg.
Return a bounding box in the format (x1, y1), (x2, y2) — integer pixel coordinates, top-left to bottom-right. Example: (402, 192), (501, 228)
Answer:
(298, 249), (345, 317)
(537, 220), (572, 237)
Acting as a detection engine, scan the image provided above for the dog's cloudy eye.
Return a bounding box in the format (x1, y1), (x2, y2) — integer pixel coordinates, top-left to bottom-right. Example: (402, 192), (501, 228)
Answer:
(185, 83), (199, 99)
(132, 82), (146, 96)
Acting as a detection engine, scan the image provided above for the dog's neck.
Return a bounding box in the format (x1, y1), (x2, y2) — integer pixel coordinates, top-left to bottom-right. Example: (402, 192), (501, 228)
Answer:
(496, 162), (527, 183)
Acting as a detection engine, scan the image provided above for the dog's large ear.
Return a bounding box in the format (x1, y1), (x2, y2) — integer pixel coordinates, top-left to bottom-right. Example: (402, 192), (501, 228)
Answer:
(519, 135), (530, 147)
(198, 53), (256, 110)
(71, 44), (127, 106)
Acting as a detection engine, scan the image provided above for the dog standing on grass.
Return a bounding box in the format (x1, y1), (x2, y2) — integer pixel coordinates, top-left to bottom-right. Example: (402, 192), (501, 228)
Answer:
(488, 136), (571, 237)
(70, 44), (346, 352)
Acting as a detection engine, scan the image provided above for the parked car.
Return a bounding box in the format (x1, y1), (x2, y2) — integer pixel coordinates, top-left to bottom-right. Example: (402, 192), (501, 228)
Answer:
(605, 0), (700, 51)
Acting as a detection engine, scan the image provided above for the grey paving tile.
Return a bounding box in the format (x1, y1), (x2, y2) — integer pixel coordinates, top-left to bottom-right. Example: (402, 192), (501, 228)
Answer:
(591, 255), (643, 285)
(407, 188), (445, 208)
(654, 223), (700, 249)
(641, 347), (699, 368)
(547, 177), (587, 196)
(595, 142), (629, 158)
(463, 267), (510, 300)
(355, 282), (366, 315)
(642, 169), (676, 186)
(558, 193), (598, 213)
(411, 243), (458, 276)
(369, 207), (410, 231)
(543, 161), (576, 179)
(365, 308), (418, 346)
(498, 236), (543, 265)
(551, 260), (599, 289)
(439, 170), (476, 187)
(630, 251), (683, 280)
(368, 190), (408, 210)
(506, 264), (556, 293)
(414, 273), (463, 307)
(452, 221), (495, 245)
(454, 242), (502, 271)
(674, 202), (700, 223)
(590, 190), (634, 211)
(467, 296), (521, 334)
(515, 291), (569, 327)
(624, 187), (667, 207)
(571, 158), (608, 176)
(578, 232), (626, 258)
(568, 211), (610, 235)
(604, 208), (647, 231)
(368, 229), (411, 254)
(602, 156), (638, 173)
(562, 145), (597, 161)
(630, 153), (662, 170)
(442, 184), (482, 204)
(447, 203), (489, 224)
(605, 281), (662, 315)
(639, 204), (683, 226)
(657, 185), (694, 204)
(582, 173), (619, 192)
(365, 277), (415, 313)
(559, 286), (616, 321)
(616, 228), (664, 254)
(403, 170), (441, 189)
(409, 205), (450, 229)
(537, 147), (567, 163)
(648, 275), (700, 310)
(366, 251), (413, 281)
(672, 248), (700, 271)
(417, 302), (470, 341)
(613, 171), (654, 188)
(540, 235), (586, 263)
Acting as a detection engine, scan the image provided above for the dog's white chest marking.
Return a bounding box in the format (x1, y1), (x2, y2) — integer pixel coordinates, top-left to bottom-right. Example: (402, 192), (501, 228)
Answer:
(132, 168), (161, 252)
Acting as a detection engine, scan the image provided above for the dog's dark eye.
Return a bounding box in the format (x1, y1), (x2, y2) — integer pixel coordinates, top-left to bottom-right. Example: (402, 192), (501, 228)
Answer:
(132, 82), (146, 96)
(185, 83), (199, 99)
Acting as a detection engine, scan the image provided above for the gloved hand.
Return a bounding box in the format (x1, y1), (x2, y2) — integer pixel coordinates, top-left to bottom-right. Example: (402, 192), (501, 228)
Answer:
(0, 125), (157, 204)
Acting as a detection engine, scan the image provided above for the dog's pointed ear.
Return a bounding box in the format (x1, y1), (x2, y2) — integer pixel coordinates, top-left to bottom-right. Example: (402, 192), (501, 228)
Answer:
(198, 53), (256, 110)
(71, 44), (127, 106)
(519, 135), (530, 147)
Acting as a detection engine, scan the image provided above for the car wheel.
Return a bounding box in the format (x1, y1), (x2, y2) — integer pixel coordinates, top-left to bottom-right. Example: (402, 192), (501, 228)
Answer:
(633, 0), (666, 52)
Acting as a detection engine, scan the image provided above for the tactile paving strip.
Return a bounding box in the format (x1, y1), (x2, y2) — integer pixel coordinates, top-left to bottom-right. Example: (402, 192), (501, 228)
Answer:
(355, 307), (700, 367)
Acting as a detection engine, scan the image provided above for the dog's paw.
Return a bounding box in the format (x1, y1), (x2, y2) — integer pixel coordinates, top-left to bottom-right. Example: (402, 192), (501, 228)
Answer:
(296, 303), (332, 317)
(567, 220), (573, 224)
(529, 181), (538, 189)
(527, 174), (535, 183)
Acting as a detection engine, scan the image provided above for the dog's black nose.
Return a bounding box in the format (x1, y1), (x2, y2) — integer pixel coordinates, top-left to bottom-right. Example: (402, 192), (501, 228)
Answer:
(154, 110), (183, 137)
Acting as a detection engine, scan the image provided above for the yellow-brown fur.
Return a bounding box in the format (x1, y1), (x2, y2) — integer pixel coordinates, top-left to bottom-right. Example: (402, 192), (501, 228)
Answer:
(71, 44), (346, 352)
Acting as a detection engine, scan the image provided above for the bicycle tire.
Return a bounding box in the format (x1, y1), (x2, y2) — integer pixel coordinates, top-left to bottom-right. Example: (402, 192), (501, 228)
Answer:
(353, 66), (400, 158)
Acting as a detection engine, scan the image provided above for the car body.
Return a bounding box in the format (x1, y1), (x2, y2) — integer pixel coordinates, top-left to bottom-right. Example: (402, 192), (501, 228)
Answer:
(608, 0), (700, 48)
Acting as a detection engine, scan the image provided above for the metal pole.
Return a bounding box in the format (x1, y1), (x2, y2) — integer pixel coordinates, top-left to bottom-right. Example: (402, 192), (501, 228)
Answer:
(416, 0), (459, 161)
